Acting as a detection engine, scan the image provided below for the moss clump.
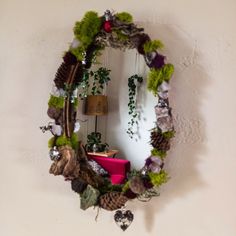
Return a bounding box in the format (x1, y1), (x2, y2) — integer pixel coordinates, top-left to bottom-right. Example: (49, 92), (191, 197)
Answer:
(151, 148), (167, 159)
(73, 11), (102, 48)
(55, 133), (79, 150)
(122, 181), (130, 192)
(48, 137), (55, 148)
(147, 64), (174, 96)
(148, 170), (169, 187)
(115, 12), (133, 23)
(70, 45), (86, 61)
(143, 40), (164, 53)
(48, 95), (65, 109)
(55, 135), (71, 147)
(162, 130), (175, 139)
(70, 132), (79, 150)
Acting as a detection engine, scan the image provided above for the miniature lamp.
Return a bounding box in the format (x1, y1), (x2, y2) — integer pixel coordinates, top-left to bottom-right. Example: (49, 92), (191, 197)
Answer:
(84, 95), (108, 133)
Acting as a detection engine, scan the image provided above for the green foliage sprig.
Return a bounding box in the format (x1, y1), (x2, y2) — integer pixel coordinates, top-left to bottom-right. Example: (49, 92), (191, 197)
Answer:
(143, 40), (164, 53)
(115, 12), (133, 23)
(91, 67), (111, 95)
(78, 67), (111, 98)
(78, 70), (90, 99)
(148, 170), (169, 186)
(48, 95), (65, 109)
(147, 64), (174, 96)
(127, 74), (143, 138)
(85, 132), (109, 152)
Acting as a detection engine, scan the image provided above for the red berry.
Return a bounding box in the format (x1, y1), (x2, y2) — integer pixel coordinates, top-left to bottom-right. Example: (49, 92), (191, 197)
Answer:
(103, 21), (112, 33)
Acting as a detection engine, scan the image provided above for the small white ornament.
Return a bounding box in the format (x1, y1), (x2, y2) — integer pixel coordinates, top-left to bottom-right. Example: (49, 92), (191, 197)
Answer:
(74, 121), (81, 132)
(51, 123), (62, 136)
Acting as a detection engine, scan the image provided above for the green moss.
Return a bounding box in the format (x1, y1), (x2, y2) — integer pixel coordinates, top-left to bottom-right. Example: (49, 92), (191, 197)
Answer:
(73, 11), (102, 48)
(162, 130), (175, 139)
(71, 132), (79, 150)
(115, 12), (133, 23)
(48, 137), (55, 148)
(55, 135), (71, 147)
(122, 181), (130, 192)
(143, 40), (164, 53)
(55, 133), (79, 150)
(70, 45), (86, 61)
(151, 148), (167, 159)
(48, 95), (65, 109)
(148, 170), (169, 187)
(147, 64), (174, 96)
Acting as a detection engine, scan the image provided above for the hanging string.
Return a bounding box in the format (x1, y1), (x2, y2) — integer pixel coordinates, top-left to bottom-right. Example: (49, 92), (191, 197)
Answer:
(103, 47), (110, 144)
(95, 206), (100, 221)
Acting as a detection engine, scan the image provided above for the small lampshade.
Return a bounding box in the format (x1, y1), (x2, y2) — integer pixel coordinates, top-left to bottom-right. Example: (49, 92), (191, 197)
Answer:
(84, 95), (108, 116)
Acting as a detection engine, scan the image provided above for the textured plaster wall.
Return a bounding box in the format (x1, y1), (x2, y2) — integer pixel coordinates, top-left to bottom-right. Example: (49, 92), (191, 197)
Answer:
(1, 0), (236, 236)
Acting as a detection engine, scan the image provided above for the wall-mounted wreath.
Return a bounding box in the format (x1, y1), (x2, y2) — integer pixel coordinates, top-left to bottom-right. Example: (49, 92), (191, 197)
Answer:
(41, 10), (174, 231)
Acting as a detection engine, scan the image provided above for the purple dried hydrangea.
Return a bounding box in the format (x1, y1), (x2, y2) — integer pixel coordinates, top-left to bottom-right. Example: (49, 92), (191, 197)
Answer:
(149, 53), (165, 69)
(145, 156), (163, 173)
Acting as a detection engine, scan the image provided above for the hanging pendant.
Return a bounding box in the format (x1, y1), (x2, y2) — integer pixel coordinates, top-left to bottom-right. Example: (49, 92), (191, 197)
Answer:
(114, 207), (134, 231)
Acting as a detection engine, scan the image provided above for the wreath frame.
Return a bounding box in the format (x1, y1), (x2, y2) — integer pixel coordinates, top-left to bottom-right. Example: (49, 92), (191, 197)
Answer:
(41, 10), (175, 230)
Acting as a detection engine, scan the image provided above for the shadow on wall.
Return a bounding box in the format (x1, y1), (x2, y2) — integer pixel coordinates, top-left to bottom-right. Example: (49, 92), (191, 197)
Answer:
(126, 22), (210, 233)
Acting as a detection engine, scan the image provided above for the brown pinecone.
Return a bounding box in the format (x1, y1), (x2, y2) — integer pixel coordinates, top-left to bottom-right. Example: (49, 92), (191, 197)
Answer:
(150, 130), (170, 151)
(54, 62), (71, 89)
(99, 192), (128, 211)
(129, 176), (146, 194)
(63, 51), (77, 65)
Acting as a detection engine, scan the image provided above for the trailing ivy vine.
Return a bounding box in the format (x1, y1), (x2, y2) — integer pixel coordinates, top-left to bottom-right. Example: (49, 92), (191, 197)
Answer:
(127, 74), (143, 138)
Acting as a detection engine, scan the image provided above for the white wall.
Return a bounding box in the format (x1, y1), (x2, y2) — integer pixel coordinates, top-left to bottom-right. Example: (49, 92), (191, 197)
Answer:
(1, 0), (236, 235)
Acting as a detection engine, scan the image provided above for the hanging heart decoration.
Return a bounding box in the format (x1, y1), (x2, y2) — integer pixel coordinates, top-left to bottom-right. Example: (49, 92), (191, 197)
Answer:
(114, 208), (134, 231)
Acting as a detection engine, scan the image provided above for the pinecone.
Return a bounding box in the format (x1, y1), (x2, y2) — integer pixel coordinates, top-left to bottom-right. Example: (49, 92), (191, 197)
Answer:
(129, 176), (146, 194)
(99, 192), (128, 211)
(71, 178), (87, 194)
(63, 51), (77, 65)
(54, 62), (71, 89)
(150, 130), (170, 151)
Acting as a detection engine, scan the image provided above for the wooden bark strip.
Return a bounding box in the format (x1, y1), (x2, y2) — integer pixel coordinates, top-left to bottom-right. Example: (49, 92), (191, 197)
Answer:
(63, 62), (81, 138)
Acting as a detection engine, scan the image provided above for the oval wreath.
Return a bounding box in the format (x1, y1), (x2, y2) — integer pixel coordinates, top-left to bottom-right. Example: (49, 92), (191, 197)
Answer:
(41, 10), (175, 231)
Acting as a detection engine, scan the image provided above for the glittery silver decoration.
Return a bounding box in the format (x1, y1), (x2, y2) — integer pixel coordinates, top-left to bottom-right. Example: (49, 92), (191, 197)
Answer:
(49, 146), (61, 161)
(104, 10), (112, 21)
(114, 207), (134, 231)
